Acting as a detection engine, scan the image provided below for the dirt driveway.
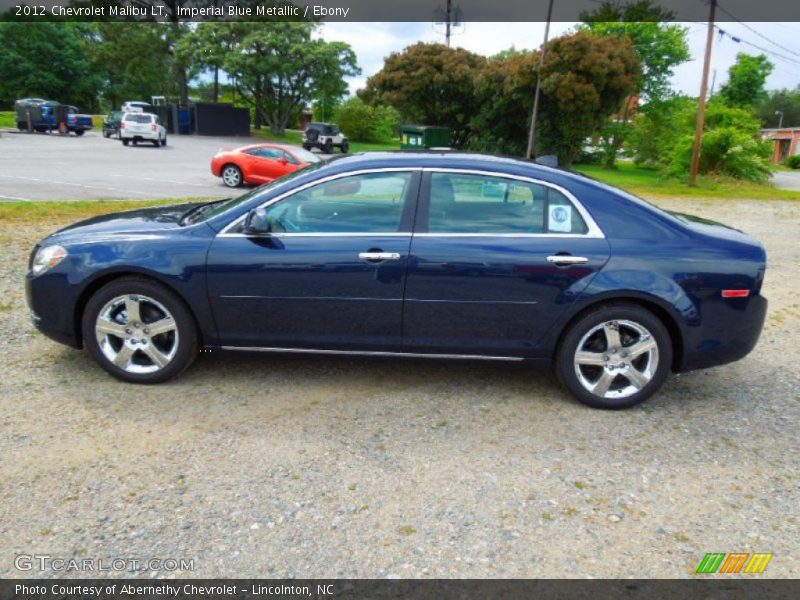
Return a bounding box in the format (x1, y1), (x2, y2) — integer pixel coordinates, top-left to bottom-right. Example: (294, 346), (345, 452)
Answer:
(1, 197), (798, 578)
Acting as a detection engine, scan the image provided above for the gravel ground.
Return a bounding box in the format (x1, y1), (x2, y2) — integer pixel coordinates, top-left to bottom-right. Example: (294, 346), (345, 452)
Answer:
(1, 197), (798, 579)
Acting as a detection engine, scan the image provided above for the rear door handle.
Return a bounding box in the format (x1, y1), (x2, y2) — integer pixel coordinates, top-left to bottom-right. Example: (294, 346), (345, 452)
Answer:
(358, 252), (401, 262)
(547, 255), (589, 265)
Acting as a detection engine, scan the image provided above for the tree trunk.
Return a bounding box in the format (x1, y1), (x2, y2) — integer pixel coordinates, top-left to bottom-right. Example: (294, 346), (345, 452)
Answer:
(213, 67), (219, 103)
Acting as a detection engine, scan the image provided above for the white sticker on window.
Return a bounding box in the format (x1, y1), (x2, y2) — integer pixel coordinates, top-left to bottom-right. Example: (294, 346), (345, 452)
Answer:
(549, 204), (572, 233)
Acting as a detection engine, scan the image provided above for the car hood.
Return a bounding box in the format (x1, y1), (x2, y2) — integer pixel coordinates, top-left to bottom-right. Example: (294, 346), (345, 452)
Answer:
(48, 202), (205, 242)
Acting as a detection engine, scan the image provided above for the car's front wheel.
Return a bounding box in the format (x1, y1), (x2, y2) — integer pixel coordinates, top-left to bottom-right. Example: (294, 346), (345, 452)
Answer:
(221, 164), (243, 187)
(556, 303), (672, 409)
(122, 139), (129, 146)
(324, 139), (334, 154)
(82, 278), (198, 383)
(341, 140), (349, 153)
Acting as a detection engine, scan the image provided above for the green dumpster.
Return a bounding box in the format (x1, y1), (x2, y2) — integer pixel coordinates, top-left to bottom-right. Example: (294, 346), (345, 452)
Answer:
(400, 125), (451, 149)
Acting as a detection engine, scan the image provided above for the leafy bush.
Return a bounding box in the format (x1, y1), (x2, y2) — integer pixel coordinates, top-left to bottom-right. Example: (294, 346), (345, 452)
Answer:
(666, 102), (772, 183)
(332, 97), (399, 144)
(786, 155), (800, 169)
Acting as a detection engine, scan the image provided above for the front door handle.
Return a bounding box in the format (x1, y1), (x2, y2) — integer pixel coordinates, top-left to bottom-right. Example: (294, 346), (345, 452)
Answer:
(547, 255), (589, 265)
(358, 252), (401, 262)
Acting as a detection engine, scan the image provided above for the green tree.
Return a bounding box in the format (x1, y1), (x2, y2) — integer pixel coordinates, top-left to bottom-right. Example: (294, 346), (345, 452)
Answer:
(89, 22), (176, 110)
(311, 41), (361, 121)
(718, 53), (774, 108)
(332, 97), (399, 143)
(359, 43), (487, 148)
(755, 87), (800, 128)
(580, 0), (690, 167)
(472, 32), (640, 167)
(627, 95), (695, 167)
(667, 101), (772, 182)
(212, 22), (358, 134)
(0, 22), (100, 110)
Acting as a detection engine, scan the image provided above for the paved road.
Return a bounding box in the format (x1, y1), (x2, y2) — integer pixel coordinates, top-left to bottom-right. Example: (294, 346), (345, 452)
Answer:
(771, 168), (800, 191)
(0, 129), (291, 201)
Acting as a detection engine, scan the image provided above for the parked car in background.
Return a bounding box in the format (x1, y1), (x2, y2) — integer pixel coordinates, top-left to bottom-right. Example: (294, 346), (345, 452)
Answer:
(210, 143), (320, 187)
(303, 122), (349, 154)
(103, 110), (123, 138)
(122, 101), (150, 113)
(14, 99), (92, 135)
(119, 112), (167, 147)
(25, 152), (768, 409)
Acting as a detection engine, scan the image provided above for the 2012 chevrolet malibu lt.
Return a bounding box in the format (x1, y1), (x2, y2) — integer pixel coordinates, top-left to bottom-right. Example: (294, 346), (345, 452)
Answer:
(25, 153), (767, 409)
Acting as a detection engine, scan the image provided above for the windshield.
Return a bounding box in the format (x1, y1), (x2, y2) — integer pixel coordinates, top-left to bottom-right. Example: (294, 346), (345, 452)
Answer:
(291, 147), (321, 163)
(124, 114), (153, 123)
(186, 160), (329, 225)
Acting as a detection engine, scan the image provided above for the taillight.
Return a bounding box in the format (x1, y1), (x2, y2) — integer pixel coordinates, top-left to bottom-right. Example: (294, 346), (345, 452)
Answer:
(120, 122), (126, 129)
(721, 290), (750, 298)
(151, 123), (157, 132)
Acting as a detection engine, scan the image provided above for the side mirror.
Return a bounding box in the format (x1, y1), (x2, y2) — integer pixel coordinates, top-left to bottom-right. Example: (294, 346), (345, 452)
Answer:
(278, 157), (287, 165)
(243, 207), (271, 235)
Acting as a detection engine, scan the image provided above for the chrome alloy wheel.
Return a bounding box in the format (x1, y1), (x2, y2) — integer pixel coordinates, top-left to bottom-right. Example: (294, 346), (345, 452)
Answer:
(573, 319), (659, 400)
(222, 166), (242, 187)
(95, 294), (179, 374)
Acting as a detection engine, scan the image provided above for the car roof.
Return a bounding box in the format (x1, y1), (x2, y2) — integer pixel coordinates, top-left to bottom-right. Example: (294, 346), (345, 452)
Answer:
(236, 143), (297, 152)
(313, 151), (595, 187)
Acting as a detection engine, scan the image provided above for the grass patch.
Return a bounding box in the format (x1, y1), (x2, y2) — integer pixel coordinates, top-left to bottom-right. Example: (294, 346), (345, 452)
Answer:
(0, 111), (17, 128)
(0, 199), (215, 224)
(250, 127), (399, 153)
(572, 162), (800, 200)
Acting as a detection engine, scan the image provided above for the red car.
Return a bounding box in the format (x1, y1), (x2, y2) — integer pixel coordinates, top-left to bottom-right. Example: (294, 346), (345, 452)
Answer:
(210, 143), (321, 188)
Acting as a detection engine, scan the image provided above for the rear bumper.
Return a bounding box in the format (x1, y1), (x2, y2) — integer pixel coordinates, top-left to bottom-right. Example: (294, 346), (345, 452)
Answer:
(679, 294), (767, 372)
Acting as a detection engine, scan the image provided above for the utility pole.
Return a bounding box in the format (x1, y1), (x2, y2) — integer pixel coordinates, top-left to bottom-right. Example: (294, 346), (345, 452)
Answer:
(445, 0), (452, 47)
(689, 0), (717, 186)
(525, 0), (554, 159)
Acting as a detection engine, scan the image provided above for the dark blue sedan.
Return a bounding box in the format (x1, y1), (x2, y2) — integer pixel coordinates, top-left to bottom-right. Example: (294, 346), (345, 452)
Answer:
(25, 153), (767, 408)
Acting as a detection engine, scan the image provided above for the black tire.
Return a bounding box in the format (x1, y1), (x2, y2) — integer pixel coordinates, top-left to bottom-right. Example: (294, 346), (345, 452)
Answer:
(75, 129), (85, 136)
(221, 164), (243, 188)
(152, 139), (160, 147)
(324, 139), (334, 154)
(103, 129), (110, 138)
(555, 303), (672, 409)
(340, 140), (349, 153)
(82, 277), (198, 384)
(122, 139), (130, 146)
(303, 144), (312, 151)
(305, 128), (319, 142)
(161, 137), (167, 147)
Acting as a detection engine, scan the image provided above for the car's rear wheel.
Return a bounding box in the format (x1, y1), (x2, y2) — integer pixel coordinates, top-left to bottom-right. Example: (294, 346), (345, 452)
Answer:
(152, 139), (159, 147)
(122, 139), (129, 146)
(75, 130), (85, 136)
(556, 303), (672, 409)
(324, 139), (334, 154)
(221, 164), (243, 187)
(161, 137), (167, 147)
(82, 278), (198, 384)
(103, 130), (110, 138)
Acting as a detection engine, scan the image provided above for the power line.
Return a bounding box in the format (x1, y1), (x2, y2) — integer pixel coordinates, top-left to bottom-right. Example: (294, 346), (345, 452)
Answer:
(716, 2), (800, 60)
(714, 25), (800, 67)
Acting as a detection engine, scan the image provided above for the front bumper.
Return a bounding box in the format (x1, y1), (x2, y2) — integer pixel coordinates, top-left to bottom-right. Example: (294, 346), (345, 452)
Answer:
(25, 273), (81, 348)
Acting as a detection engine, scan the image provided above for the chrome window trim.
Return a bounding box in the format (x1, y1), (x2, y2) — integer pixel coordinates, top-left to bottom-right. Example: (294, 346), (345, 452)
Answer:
(421, 168), (605, 239)
(217, 165), (604, 239)
(218, 167), (419, 237)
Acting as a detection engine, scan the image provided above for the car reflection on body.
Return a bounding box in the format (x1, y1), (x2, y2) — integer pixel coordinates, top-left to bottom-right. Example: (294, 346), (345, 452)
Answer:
(26, 152), (767, 409)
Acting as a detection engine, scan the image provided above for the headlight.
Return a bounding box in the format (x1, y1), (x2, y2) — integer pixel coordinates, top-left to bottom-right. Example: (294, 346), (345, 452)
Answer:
(31, 244), (68, 276)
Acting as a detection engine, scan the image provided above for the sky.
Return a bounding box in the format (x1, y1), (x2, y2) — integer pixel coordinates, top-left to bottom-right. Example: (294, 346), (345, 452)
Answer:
(318, 21), (800, 98)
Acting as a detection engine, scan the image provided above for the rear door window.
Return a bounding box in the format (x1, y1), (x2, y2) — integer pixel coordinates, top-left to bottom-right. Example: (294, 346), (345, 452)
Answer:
(425, 172), (588, 235)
